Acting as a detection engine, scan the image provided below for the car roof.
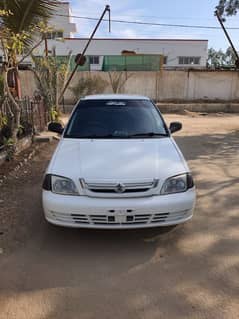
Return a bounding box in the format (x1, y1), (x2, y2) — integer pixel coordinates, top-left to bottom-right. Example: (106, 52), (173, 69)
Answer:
(82, 94), (150, 101)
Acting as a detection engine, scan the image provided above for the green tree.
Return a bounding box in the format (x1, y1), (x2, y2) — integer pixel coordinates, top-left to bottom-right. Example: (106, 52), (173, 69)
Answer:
(0, 0), (57, 143)
(207, 48), (226, 67)
(225, 46), (237, 64)
(32, 49), (73, 121)
(216, 0), (239, 17)
(207, 46), (236, 67)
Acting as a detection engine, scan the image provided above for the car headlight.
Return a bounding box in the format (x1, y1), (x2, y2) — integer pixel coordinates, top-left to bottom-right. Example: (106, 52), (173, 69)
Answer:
(160, 173), (194, 195)
(42, 174), (79, 195)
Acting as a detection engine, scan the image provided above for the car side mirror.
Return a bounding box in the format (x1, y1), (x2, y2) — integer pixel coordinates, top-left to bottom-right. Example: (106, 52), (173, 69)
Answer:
(48, 122), (64, 134)
(169, 122), (182, 134)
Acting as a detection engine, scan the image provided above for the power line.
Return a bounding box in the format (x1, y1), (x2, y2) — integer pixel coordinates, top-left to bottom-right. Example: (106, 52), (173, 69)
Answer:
(83, 13), (221, 22)
(55, 13), (239, 30)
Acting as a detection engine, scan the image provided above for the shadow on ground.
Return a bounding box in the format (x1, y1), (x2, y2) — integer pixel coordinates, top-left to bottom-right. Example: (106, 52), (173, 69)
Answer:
(0, 130), (239, 318)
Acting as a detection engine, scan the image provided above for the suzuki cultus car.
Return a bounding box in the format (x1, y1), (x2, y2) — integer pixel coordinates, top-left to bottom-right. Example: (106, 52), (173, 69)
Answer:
(42, 95), (196, 229)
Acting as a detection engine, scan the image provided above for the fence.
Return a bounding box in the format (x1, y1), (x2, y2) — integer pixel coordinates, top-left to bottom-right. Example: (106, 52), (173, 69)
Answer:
(20, 96), (48, 134)
(102, 55), (163, 71)
(35, 56), (91, 72)
(0, 96), (47, 149)
(35, 55), (164, 72)
(20, 69), (239, 103)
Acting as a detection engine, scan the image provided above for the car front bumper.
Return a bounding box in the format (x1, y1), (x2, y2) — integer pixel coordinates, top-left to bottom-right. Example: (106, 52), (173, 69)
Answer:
(42, 188), (196, 229)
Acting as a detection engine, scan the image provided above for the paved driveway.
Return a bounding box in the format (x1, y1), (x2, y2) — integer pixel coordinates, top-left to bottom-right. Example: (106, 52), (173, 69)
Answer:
(0, 114), (239, 319)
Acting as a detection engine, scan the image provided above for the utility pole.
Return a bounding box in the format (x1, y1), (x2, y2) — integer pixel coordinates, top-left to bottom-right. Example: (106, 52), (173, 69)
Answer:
(58, 5), (111, 104)
(215, 10), (239, 68)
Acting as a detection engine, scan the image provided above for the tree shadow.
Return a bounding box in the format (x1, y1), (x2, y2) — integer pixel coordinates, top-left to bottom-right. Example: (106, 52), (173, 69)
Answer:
(174, 130), (239, 162)
(1, 130), (239, 318)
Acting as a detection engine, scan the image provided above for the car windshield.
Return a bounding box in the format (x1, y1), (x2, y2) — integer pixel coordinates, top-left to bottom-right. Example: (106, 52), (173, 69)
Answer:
(64, 99), (168, 139)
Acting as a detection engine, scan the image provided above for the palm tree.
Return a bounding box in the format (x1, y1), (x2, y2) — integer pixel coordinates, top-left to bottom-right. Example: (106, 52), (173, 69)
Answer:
(0, 0), (56, 39)
(0, 0), (57, 142)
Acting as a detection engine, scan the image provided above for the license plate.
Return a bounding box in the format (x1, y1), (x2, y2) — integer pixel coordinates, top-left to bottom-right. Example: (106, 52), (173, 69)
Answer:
(115, 212), (127, 223)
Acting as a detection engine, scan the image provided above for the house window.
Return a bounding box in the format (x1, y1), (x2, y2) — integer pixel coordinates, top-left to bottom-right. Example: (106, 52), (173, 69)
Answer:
(89, 56), (100, 65)
(178, 56), (201, 65)
(163, 56), (168, 65)
(56, 31), (63, 38)
(46, 30), (63, 39)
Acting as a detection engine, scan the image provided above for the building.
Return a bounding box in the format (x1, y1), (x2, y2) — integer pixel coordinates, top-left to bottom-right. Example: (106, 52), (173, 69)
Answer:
(0, 1), (208, 70)
(36, 38), (208, 70)
(46, 1), (76, 39)
(35, 1), (208, 70)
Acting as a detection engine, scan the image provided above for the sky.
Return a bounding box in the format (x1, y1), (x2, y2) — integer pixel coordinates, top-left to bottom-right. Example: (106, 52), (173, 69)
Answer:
(69, 0), (239, 51)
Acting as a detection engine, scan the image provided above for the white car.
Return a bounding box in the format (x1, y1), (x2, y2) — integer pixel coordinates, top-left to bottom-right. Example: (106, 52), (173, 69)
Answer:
(42, 94), (196, 229)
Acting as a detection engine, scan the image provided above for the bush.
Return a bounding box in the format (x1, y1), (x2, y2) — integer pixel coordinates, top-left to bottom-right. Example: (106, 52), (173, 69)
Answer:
(69, 75), (108, 103)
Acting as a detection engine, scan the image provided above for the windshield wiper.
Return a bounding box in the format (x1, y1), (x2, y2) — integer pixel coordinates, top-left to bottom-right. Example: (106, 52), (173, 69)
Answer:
(128, 132), (168, 138)
(68, 132), (168, 139)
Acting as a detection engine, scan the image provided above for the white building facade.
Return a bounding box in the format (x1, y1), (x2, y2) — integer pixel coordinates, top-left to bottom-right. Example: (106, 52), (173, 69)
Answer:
(0, 1), (208, 70)
(35, 1), (208, 70)
(36, 38), (208, 70)
(46, 1), (76, 38)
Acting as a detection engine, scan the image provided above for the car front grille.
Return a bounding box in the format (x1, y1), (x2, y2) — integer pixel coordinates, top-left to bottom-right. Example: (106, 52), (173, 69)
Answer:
(50, 210), (191, 227)
(80, 179), (159, 198)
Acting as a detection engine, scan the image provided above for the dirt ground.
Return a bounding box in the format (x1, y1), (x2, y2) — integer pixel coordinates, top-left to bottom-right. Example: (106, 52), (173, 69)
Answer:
(0, 113), (239, 319)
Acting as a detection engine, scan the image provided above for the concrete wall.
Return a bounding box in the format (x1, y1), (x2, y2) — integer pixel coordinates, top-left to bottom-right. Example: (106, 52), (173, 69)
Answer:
(157, 103), (239, 113)
(19, 70), (239, 104)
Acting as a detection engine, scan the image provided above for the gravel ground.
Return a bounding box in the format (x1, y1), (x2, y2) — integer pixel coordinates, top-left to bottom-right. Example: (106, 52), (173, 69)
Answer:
(0, 114), (239, 319)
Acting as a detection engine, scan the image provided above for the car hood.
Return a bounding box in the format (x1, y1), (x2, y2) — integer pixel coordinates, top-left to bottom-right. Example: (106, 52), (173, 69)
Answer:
(48, 138), (188, 182)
